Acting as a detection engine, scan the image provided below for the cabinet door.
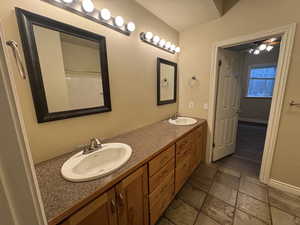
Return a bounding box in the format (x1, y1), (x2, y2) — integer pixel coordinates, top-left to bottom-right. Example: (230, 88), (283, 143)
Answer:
(116, 165), (149, 225)
(60, 189), (117, 225)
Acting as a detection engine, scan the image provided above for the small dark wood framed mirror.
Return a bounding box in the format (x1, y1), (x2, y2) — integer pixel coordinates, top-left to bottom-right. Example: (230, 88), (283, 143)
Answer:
(157, 58), (177, 105)
(16, 8), (111, 123)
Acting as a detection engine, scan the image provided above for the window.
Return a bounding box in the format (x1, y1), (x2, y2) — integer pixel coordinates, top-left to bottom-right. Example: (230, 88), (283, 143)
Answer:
(246, 65), (277, 98)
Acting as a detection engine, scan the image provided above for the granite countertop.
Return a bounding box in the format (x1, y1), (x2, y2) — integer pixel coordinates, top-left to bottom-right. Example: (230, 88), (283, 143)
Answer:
(35, 118), (206, 225)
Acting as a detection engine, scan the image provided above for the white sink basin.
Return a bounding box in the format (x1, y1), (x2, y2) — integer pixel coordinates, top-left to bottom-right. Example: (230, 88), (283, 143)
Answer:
(168, 117), (197, 126)
(61, 143), (132, 182)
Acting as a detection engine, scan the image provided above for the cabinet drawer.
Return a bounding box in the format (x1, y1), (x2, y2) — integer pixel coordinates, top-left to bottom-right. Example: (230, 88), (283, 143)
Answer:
(149, 171), (174, 209)
(176, 133), (193, 163)
(149, 159), (174, 193)
(149, 145), (175, 177)
(149, 176), (174, 225)
(175, 155), (191, 193)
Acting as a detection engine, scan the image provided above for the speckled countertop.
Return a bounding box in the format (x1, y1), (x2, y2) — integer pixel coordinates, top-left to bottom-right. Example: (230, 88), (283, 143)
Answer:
(35, 118), (206, 225)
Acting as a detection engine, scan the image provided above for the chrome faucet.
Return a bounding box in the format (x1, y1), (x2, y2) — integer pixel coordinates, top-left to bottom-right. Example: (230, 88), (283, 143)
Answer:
(171, 112), (178, 120)
(82, 138), (102, 155)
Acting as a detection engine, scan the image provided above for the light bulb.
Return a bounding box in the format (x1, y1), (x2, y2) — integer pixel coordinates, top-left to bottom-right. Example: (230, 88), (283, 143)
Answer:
(159, 39), (166, 47)
(82, 0), (94, 13)
(114, 16), (124, 27)
(254, 49), (260, 55)
(165, 42), (171, 49)
(270, 37), (277, 42)
(175, 47), (181, 53)
(170, 44), (176, 51)
(266, 45), (274, 51)
(249, 49), (254, 54)
(100, 8), (111, 20)
(126, 22), (136, 32)
(62, 0), (73, 3)
(259, 44), (267, 51)
(145, 32), (153, 41)
(153, 36), (160, 44)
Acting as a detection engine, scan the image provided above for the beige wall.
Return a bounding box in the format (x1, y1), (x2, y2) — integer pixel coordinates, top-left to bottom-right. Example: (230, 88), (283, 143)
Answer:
(0, 0), (179, 163)
(179, 0), (300, 187)
(239, 46), (280, 123)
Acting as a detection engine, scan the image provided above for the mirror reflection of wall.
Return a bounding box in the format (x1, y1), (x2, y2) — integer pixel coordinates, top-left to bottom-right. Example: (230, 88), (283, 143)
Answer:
(160, 64), (175, 101)
(33, 25), (104, 113)
(157, 58), (177, 105)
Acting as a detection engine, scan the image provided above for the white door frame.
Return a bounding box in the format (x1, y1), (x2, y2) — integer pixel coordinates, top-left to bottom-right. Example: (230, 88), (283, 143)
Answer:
(207, 23), (296, 184)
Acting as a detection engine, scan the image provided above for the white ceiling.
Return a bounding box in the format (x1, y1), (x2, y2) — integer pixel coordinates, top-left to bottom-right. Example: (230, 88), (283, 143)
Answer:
(135, 0), (224, 31)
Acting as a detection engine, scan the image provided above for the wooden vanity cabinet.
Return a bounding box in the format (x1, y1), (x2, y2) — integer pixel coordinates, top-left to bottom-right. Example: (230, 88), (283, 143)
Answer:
(58, 123), (207, 225)
(116, 166), (149, 225)
(60, 166), (148, 225)
(60, 189), (117, 225)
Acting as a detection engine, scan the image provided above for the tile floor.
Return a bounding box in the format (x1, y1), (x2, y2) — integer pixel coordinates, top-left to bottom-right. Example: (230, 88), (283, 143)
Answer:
(157, 160), (300, 225)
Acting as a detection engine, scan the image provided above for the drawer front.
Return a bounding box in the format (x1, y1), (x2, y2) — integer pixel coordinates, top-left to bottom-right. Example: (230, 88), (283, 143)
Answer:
(149, 171), (174, 209)
(175, 155), (191, 193)
(176, 133), (193, 163)
(149, 145), (175, 177)
(149, 175), (174, 225)
(149, 159), (174, 193)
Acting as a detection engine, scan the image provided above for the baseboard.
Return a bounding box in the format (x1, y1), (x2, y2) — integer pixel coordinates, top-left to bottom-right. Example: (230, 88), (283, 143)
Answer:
(239, 117), (268, 125)
(269, 179), (300, 196)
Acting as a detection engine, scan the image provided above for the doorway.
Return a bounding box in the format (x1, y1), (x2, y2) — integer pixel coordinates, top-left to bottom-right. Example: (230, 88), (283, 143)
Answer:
(207, 24), (296, 183)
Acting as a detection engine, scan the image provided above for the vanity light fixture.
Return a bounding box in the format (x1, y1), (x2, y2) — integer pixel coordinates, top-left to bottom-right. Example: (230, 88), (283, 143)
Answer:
(140, 32), (180, 54)
(100, 8), (111, 21)
(41, 0), (137, 36)
(81, 0), (94, 13)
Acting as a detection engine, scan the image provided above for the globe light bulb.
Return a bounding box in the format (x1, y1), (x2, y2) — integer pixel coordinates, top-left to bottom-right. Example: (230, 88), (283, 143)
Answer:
(82, 0), (94, 13)
(249, 49), (254, 54)
(259, 44), (267, 51)
(165, 42), (171, 49)
(170, 44), (176, 51)
(175, 47), (181, 53)
(153, 36), (160, 44)
(266, 45), (274, 52)
(159, 39), (166, 47)
(126, 22), (136, 32)
(115, 16), (124, 27)
(254, 49), (260, 55)
(145, 32), (153, 41)
(100, 8), (111, 20)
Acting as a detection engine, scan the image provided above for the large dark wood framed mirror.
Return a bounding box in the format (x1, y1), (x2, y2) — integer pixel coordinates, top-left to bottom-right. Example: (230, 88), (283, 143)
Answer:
(157, 57), (177, 105)
(16, 8), (111, 123)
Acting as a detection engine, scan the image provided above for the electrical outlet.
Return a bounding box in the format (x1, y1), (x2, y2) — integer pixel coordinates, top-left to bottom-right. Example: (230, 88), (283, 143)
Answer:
(188, 101), (194, 109)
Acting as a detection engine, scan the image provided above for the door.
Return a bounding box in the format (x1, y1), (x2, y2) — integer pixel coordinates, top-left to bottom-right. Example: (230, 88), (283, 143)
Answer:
(60, 188), (117, 225)
(116, 165), (149, 225)
(213, 48), (242, 161)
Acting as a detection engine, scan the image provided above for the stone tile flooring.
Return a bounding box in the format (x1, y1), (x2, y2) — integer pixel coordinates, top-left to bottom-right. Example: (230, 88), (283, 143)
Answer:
(157, 160), (300, 225)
